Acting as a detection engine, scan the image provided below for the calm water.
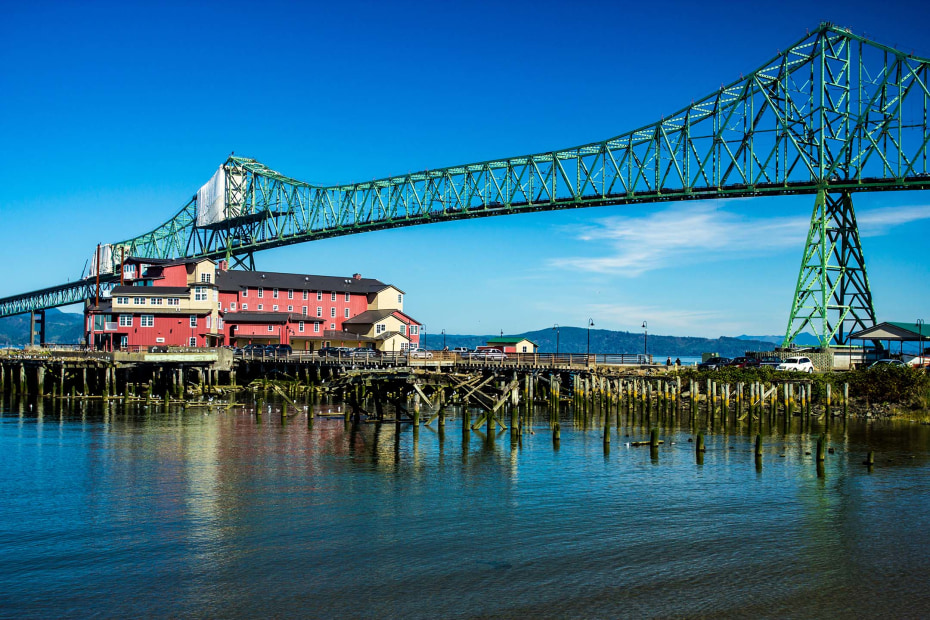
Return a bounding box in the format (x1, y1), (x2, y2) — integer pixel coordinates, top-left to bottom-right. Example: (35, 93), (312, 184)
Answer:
(2, 396), (930, 618)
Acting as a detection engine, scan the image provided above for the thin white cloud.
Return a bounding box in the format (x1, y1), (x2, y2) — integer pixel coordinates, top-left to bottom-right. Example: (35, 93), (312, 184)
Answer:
(551, 201), (930, 276)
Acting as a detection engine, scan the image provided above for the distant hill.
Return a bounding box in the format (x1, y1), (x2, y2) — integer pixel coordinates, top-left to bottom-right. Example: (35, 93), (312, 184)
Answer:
(423, 326), (777, 357)
(0, 308), (84, 345)
(737, 333), (821, 346)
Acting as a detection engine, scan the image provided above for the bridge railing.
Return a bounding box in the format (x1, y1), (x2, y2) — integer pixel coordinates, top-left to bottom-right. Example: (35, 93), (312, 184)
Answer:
(233, 349), (655, 367)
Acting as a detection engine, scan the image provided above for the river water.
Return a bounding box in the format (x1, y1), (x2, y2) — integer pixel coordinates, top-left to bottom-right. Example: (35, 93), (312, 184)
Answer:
(2, 396), (929, 618)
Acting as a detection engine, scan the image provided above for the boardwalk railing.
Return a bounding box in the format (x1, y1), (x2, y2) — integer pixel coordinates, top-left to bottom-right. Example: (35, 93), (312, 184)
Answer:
(234, 349), (654, 367)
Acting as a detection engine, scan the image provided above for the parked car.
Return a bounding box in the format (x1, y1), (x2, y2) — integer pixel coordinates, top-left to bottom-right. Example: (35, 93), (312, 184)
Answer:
(471, 349), (507, 361)
(452, 347), (470, 356)
(407, 347), (433, 359)
(758, 356), (783, 368)
(726, 356), (760, 368)
(777, 356), (815, 372)
(241, 344), (266, 356)
(349, 347), (379, 358)
(869, 358), (906, 368)
(697, 357), (731, 370)
(267, 344), (292, 356)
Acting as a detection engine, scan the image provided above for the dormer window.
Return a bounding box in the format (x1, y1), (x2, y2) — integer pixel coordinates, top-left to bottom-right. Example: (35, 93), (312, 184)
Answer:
(200, 273), (211, 283)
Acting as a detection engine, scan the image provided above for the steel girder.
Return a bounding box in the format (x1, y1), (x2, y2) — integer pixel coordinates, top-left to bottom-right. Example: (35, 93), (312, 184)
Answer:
(2, 23), (929, 325)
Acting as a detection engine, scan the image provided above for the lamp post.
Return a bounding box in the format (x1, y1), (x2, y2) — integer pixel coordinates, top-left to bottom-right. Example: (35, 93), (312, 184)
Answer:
(917, 319), (924, 358)
(442, 329), (446, 350)
(642, 321), (648, 359)
(553, 324), (560, 357)
(587, 318), (594, 360)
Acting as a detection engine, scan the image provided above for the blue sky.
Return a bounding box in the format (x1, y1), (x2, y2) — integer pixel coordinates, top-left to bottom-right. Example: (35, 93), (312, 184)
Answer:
(1, 0), (928, 339)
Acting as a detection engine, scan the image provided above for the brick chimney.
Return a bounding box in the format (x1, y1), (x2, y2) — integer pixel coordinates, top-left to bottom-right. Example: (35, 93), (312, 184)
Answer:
(353, 273), (362, 280)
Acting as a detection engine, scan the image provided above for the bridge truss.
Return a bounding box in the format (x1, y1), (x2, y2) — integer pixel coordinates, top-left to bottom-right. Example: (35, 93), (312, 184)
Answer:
(2, 23), (929, 348)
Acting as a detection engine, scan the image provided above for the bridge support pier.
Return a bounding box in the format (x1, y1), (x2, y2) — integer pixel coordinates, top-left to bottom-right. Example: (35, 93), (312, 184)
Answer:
(784, 190), (876, 348)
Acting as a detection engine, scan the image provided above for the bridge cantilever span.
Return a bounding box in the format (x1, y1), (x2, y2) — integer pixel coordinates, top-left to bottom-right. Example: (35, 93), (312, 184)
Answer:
(2, 23), (929, 348)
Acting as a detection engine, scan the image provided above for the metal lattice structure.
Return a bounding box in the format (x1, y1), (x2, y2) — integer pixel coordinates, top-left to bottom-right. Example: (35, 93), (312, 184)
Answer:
(1, 23), (929, 346)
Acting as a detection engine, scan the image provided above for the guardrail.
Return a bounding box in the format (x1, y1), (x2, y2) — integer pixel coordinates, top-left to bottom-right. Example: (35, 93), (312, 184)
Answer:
(233, 349), (654, 367)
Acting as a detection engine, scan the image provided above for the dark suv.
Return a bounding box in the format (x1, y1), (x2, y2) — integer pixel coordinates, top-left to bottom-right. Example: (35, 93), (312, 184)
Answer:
(267, 344), (292, 356)
(698, 356), (731, 370)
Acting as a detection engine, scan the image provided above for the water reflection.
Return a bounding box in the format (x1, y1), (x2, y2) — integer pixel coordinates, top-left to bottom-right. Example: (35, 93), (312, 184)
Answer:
(1, 394), (930, 617)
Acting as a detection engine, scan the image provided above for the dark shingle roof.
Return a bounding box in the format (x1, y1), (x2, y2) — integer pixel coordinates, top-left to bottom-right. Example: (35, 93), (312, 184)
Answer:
(225, 312), (323, 324)
(342, 309), (398, 324)
(216, 269), (392, 295)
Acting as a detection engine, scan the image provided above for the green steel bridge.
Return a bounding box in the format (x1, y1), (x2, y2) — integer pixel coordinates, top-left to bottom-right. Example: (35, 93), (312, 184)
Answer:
(2, 23), (929, 348)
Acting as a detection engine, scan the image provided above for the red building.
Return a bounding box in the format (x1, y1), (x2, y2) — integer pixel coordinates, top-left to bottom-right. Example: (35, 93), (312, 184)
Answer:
(85, 257), (422, 352)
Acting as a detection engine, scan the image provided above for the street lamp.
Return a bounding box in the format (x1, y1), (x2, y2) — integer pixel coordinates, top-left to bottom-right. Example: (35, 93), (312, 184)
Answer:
(917, 319), (925, 359)
(442, 329), (446, 350)
(642, 321), (648, 358)
(587, 318), (594, 359)
(553, 324), (560, 357)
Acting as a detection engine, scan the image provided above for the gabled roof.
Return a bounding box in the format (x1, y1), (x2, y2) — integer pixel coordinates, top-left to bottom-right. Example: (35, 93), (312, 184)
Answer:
(216, 269), (388, 295)
(487, 337), (538, 346)
(849, 322), (930, 341)
(343, 308), (421, 326)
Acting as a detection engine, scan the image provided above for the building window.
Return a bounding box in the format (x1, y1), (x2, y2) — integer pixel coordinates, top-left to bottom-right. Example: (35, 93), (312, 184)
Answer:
(273, 288), (279, 298)
(257, 304), (263, 311)
(302, 290), (308, 300)
(194, 287), (207, 301)
(398, 293), (403, 304)
(317, 291), (322, 301)
(217, 318), (223, 329)
(230, 302), (236, 311)
(140, 315), (154, 327)
(313, 323), (320, 333)
(302, 306), (307, 315)
(242, 303), (248, 310)
(330, 292), (336, 301)
(316, 307), (322, 317)
(400, 324), (407, 335)
(120, 335), (128, 347)
(376, 323), (385, 335)
(344, 308), (350, 318)
(206, 315), (212, 329)
(189, 337), (197, 347)
(522, 346), (528, 353)
(189, 315), (197, 327)
(344, 292), (350, 302)
(122, 264), (135, 278)
(330, 322), (335, 330)
(116, 296), (129, 305)
(287, 305), (293, 312)
(257, 288), (264, 298)
(330, 307), (336, 318)
(273, 305), (279, 312)
(288, 289), (293, 299)
(267, 325), (274, 332)
(242, 288), (248, 297)
(119, 315), (133, 327)
(298, 321), (305, 332)
(133, 297), (145, 305)
(411, 325), (418, 335)
(167, 298), (180, 306)
(151, 297), (163, 305)
(200, 273), (211, 283)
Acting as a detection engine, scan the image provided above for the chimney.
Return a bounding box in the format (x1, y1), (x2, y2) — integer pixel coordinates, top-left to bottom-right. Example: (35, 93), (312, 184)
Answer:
(218, 259), (228, 272)
(353, 273), (362, 280)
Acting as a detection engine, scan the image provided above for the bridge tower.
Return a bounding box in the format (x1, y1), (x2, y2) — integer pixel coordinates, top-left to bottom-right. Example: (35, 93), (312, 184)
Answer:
(783, 190), (876, 348)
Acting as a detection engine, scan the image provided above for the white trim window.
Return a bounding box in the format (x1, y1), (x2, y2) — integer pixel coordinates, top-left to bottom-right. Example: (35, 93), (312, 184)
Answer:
(302, 306), (307, 315)
(116, 297), (129, 305)
(257, 288), (264, 298)
(267, 325), (274, 332)
(119, 315), (133, 327)
(167, 298), (180, 306)
(257, 304), (263, 311)
(316, 291), (322, 301)
(288, 289), (294, 299)
(313, 323), (320, 333)
(411, 325), (419, 335)
(242, 303), (248, 310)
(194, 286), (207, 301)
(344, 308), (350, 318)
(287, 305), (293, 312)
(273, 288), (279, 299)
(398, 294), (403, 304)
(330, 322), (335, 330)
(316, 307), (322, 317)
(189, 337), (197, 347)
(298, 321), (305, 332)
(330, 292), (336, 301)
(200, 273), (211, 283)
(376, 323), (385, 335)
(189, 315), (197, 328)
(330, 307), (336, 318)
(273, 305), (279, 312)
(151, 297), (163, 305)
(140, 315), (154, 327)
(133, 297), (145, 305)
(230, 302), (236, 310)
(302, 290), (308, 300)
(206, 315), (212, 328)
(400, 324), (407, 335)
(344, 292), (350, 302)
(242, 288), (249, 298)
